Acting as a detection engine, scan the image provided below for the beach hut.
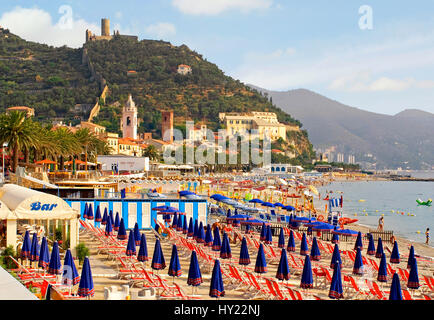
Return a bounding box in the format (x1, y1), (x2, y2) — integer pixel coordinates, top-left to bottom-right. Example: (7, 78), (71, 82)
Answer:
(0, 184), (80, 255)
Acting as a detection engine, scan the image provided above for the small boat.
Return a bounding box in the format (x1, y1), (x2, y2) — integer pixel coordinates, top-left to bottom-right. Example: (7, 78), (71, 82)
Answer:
(416, 199), (432, 206)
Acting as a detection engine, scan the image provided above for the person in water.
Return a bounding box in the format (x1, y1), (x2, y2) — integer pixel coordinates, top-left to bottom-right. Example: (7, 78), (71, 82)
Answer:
(426, 228), (430, 245)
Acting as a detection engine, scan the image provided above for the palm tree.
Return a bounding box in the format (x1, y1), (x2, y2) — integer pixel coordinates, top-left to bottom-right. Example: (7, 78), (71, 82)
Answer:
(143, 145), (159, 161)
(51, 127), (80, 170)
(0, 111), (39, 172)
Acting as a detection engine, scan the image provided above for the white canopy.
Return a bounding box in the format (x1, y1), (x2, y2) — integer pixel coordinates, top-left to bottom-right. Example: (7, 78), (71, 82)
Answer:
(0, 199), (14, 220)
(0, 184), (79, 220)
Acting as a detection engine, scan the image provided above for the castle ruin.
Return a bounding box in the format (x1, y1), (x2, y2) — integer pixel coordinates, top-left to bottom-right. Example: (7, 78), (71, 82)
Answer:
(86, 18), (138, 43)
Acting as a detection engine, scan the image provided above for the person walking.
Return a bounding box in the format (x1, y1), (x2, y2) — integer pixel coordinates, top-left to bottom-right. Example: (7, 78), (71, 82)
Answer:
(425, 228), (430, 245)
(378, 216), (384, 232)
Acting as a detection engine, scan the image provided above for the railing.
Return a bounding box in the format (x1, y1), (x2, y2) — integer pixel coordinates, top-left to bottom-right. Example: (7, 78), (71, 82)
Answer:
(368, 230), (394, 242)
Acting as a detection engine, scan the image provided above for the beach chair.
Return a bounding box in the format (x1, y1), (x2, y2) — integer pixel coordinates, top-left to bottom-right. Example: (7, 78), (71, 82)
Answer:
(259, 214), (265, 220)
(367, 258), (380, 272)
(370, 280), (389, 300)
(343, 275), (370, 300)
(244, 271), (271, 299)
(402, 289), (414, 300)
(263, 278), (282, 300)
(271, 280), (292, 300)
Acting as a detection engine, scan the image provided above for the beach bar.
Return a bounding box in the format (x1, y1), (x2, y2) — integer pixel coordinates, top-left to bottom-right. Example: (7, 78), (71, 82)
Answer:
(66, 198), (208, 230)
(0, 184), (80, 254)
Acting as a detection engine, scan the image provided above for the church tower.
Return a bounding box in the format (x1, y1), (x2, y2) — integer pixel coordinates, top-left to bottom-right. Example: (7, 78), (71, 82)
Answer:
(121, 94), (138, 139)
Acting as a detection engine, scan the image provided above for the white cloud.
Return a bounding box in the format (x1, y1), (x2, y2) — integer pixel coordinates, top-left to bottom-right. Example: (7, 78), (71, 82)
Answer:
(145, 22), (176, 39)
(0, 6), (99, 48)
(172, 0), (273, 15)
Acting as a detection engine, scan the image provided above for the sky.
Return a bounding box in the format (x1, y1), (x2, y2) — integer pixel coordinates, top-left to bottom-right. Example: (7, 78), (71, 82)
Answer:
(1, 0), (434, 115)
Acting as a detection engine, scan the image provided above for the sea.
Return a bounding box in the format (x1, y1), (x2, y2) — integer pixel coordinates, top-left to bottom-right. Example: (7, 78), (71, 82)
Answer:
(317, 171), (434, 245)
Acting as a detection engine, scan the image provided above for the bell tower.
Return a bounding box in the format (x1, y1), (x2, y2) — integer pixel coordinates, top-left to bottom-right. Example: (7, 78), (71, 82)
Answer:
(121, 94), (138, 139)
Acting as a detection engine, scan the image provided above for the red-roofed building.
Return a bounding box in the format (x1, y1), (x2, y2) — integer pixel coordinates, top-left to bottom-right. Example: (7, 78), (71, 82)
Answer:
(177, 64), (192, 75)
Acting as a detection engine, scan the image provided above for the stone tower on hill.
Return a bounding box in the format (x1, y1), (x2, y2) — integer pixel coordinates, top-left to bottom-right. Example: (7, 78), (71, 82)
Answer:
(86, 18), (138, 43)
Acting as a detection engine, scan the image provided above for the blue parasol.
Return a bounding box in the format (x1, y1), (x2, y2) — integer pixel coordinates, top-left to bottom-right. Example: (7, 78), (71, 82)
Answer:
(62, 249), (79, 286)
(168, 244), (182, 278)
(182, 215), (188, 235)
(187, 217), (194, 238)
(209, 260), (225, 299)
(38, 237), (50, 269)
(261, 202), (275, 208)
(204, 224), (213, 247)
(220, 233), (232, 259)
(274, 202), (285, 208)
(278, 227), (285, 249)
(21, 231), (31, 260)
(245, 224), (251, 234)
(389, 272), (402, 300)
(254, 244), (267, 274)
(197, 222), (205, 244)
(113, 212), (120, 231)
(354, 231), (363, 251)
(332, 229), (359, 237)
(239, 237), (251, 266)
(176, 214), (183, 232)
(187, 251), (203, 286)
(260, 222), (267, 241)
(284, 205), (296, 211)
(117, 218), (127, 240)
(83, 203), (89, 219)
(30, 233), (39, 262)
(407, 257), (420, 289)
(300, 233), (309, 256)
(48, 241), (62, 275)
(375, 237), (384, 259)
(126, 230), (136, 256)
(87, 203), (94, 221)
(276, 249), (290, 281)
(133, 222), (141, 246)
(95, 205), (102, 223)
(109, 210), (114, 226)
(151, 238), (166, 270)
(377, 253), (388, 282)
(101, 207), (108, 225)
(353, 247), (364, 276)
(310, 237), (321, 261)
(287, 230), (296, 252)
(329, 261), (344, 299)
(78, 257), (94, 297)
(193, 219), (199, 240)
(104, 216), (113, 236)
(249, 199), (264, 205)
(241, 219), (269, 226)
(331, 228), (340, 244)
(390, 241), (400, 264)
(300, 255), (313, 289)
(330, 244), (342, 269)
(137, 233), (149, 262)
(172, 212), (178, 229)
(407, 246), (415, 269)
(226, 214), (252, 220)
(212, 227), (222, 252)
(265, 225), (273, 245)
(367, 234), (375, 255)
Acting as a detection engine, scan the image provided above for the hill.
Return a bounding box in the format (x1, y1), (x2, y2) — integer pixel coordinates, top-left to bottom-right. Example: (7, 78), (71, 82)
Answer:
(0, 29), (315, 162)
(248, 85), (434, 170)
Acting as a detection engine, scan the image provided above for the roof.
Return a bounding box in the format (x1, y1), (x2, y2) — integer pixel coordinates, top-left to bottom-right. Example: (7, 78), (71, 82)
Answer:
(0, 267), (38, 300)
(178, 64), (191, 68)
(7, 106), (34, 111)
(118, 138), (139, 146)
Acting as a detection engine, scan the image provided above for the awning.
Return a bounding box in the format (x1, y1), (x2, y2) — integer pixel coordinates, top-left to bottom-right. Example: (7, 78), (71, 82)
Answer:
(0, 199), (14, 220)
(0, 184), (79, 220)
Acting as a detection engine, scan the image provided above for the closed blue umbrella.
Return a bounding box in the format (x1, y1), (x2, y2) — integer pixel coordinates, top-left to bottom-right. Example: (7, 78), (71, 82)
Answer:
(332, 229), (359, 237)
(113, 212), (120, 231)
(232, 219), (240, 227)
(30, 233), (39, 262)
(133, 222), (141, 246)
(276, 249), (290, 281)
(226, 208), (232, 219)
(331, 231), (339, 244)
(265, 225), (273, 245)
(62, 249), (79, 286)
(239, 237), (251, 266)
(126, 230), (136, 256)
(377, 253), (388, 282)
(278, 227), (285, 249)
(172, 212), (178, 229)
(87, 203), (94, 221)
(330, 244), (342, 269)
(390, 241), (400, 264)
(38, 237), (50, 269)
(245, 224), (251, 234)
(151, 239), (166, 271)
(95, 205), (102, 223)
(260, 223), (267, 241)
(329, 262), (344, 299)
(117, 218), (127, 240)
(354, 231), (363, 250)
(407, 246), (416, 269)
(209, 260), (225, 299)
(176, 214), (183, 232)
(187, 217), (194, 238)
(300, 255), (313, 289)
(187, 251), (203, 286)
(389, 272), (402, 300)
(109, 210), (114, 226)
(197, 222), (205, 244)
(300, 233), (309, 256)
(101, 207), (108, 225)
(204, 225), (213, 247)
(168, 245), (182, 278)
(21, 231), (31, 260)
(182, 215), (188, 235)
(353, 247), (364, 275)
(407, 257), (420, 289)
(287, 230), (296, 252)
(137, 233), (149, 262)
(48, 241), (62, 275)
(375, 237), (384, 258)
(310, 237), (321, 261)
(193, 219), (199, 240)
(367, 234), (375, 255)
(104, 217), (113, 236)
(212, 227), (222, 252)
(220, 233), (232, 259)
(78, 257), (94, 298)
(83, 203), (89, 219)
(254, 244), (267, 274)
